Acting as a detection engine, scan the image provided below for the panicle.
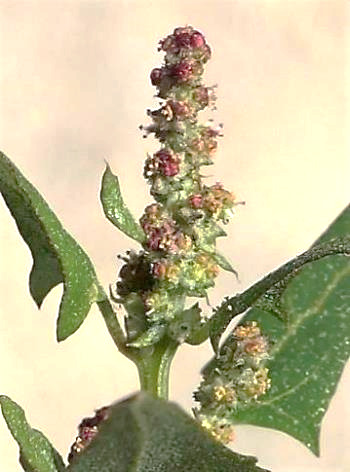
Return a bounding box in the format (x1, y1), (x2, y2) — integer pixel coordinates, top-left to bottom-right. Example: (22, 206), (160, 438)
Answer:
(115, 26), (240, 349)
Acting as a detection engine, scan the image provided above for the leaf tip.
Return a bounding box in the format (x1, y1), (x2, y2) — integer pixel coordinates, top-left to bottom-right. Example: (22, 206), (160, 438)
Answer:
(103, 160), (112, 174)
(305, 435), (320, 457)
(56, 318), (74, 342)
(56, 329), (69, 343)
(0, 394), (10, 408)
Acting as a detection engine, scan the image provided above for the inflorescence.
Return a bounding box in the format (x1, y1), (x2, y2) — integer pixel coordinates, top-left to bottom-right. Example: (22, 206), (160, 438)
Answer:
(194, 321), (271, 443)
(115, 26), (238, 348)
(114, 26), (270, 443)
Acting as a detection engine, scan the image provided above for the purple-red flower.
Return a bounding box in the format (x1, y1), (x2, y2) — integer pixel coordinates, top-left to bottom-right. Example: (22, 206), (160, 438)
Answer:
(170, 61), (193, 82)
(144, 149), (180, 178)
(150, 67), (164, 86)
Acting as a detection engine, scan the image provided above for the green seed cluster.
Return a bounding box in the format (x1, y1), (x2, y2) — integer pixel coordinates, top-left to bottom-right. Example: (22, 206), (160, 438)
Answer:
(194, 322), (271, 443)
(116, 26), (238, 347)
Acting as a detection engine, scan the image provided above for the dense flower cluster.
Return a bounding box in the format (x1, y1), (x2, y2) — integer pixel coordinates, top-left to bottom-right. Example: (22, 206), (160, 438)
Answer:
(194, 322), (271, 444)
(68, 407), (110, 463)
(116, 26), (239, 347)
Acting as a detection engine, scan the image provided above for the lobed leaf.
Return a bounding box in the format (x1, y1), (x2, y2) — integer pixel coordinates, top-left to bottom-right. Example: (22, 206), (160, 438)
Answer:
(66, 393), (269, 472)
(100, 164), (146, 243)
(0, 151), (106, 340)
(0, 395), (65, 472)
(206, 205), (350, 454)
(209, 225), (350, 350)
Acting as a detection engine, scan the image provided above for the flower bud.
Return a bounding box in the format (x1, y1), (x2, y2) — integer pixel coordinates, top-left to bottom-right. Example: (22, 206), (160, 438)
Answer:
(150, 67), (164, 86)
(156, 149), (180, 177)
(175, 31), (192, 49)
(190, 31), (206, 48)
(144, 149), (181, 179)
(192, 86), (210, 108)
(170, 61), (193, 82)
(168, 100), (192, 119)
(198, 414), (235, 444)
(68, 406), (110, 463)
(189, 194), (203, 209)
(152, 259), (181, 282)
(116, 251), (155, 297)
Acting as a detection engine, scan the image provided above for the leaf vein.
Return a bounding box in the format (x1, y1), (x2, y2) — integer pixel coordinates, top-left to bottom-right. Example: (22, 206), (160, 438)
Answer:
(270, 261), (350, 358)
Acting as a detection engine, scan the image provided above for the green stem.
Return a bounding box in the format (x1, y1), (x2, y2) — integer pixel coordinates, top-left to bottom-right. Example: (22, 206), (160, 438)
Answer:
(209, 238), (350, 351)
(137, 337), (179, 400)
(97, 297), (132, 358)
(97, 295), (179, 399)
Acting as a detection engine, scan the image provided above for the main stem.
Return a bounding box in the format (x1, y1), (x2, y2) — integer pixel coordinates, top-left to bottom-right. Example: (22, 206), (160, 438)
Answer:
(98, 295), (179, 399)
(137, 337), (179, 400)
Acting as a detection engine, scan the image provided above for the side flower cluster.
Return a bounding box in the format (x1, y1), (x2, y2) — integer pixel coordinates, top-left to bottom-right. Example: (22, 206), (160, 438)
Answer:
(115, 26), (239, 347)
(194, 322), (271, 444)
(68, 406), (110, 463)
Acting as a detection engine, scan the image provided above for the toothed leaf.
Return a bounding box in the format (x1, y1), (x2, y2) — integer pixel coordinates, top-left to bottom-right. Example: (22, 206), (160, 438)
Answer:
(0, 151), (106, 341)
(205, 205), (350, 455)
(209, 218), (350, 351)
(66, 393), (268, 472)
(0, 395), (65, 472)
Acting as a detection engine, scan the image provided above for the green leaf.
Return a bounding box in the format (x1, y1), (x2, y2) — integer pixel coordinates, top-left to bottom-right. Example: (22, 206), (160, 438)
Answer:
(212, 251), (238, 275)
(0, 151), (106, 341)
(209, 205), (350, 455)
(128, 323), (166, 348)
(100, 164), (145, 243)
(315, 204), (350, 244)
(169, 303), (203, 344)
(209, 231), (350, 352)
(0, 395), (65, 472)
(66, 393), (268, 472)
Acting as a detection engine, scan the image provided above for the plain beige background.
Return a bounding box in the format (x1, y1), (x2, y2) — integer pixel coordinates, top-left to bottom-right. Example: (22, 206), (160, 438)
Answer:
(0, 1), (349, 471)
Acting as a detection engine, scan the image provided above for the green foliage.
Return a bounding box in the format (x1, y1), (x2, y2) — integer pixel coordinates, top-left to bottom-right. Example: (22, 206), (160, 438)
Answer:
(128, 323), (166, 348)
(0, 151), (107, 341)
(1, 21), (349, 471)
(100, 164), (146, 243)
(204, 205), (350, 455)
(209, 227), (350, 351)
(211, 251), (237, 275)
(66, 393), (269, 472)
(169, 302), (203, 343)
(0, 396), (65, 472)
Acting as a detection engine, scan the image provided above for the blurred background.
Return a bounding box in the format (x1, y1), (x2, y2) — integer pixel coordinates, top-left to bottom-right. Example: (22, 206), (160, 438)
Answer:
(0, 1), (349, 471)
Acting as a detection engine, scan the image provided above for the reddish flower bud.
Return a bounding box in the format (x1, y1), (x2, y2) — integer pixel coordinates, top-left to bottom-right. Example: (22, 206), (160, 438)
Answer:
(160, 159), (179, 177)
(203, 44), (211, 60)
(190, 31), (205, 48)
(68, 406), (110, 463)
(193, 86), (209, 107)
(153, 260), (167, 278)
(168, 100), (192, 119)
(140, 203), (162, 231)
(148, 228), (163, 251)
(175, 32), (192, 49)
(154, 148), (171, 159)
(189, 194), (203, 208)
(206, 126), (223, 138)
(170, 61), (193, 82)
(154, 149), (180, 177)
(79, 426), (97, 442)
(173, 26), (190, 37)
(150, 68), (164, 86)
(160, 36), (177, 52)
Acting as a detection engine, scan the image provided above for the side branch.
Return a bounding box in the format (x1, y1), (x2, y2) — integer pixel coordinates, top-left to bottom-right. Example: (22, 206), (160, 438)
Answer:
(209, 238), (350, 351)
(97, 298), (131, 357)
